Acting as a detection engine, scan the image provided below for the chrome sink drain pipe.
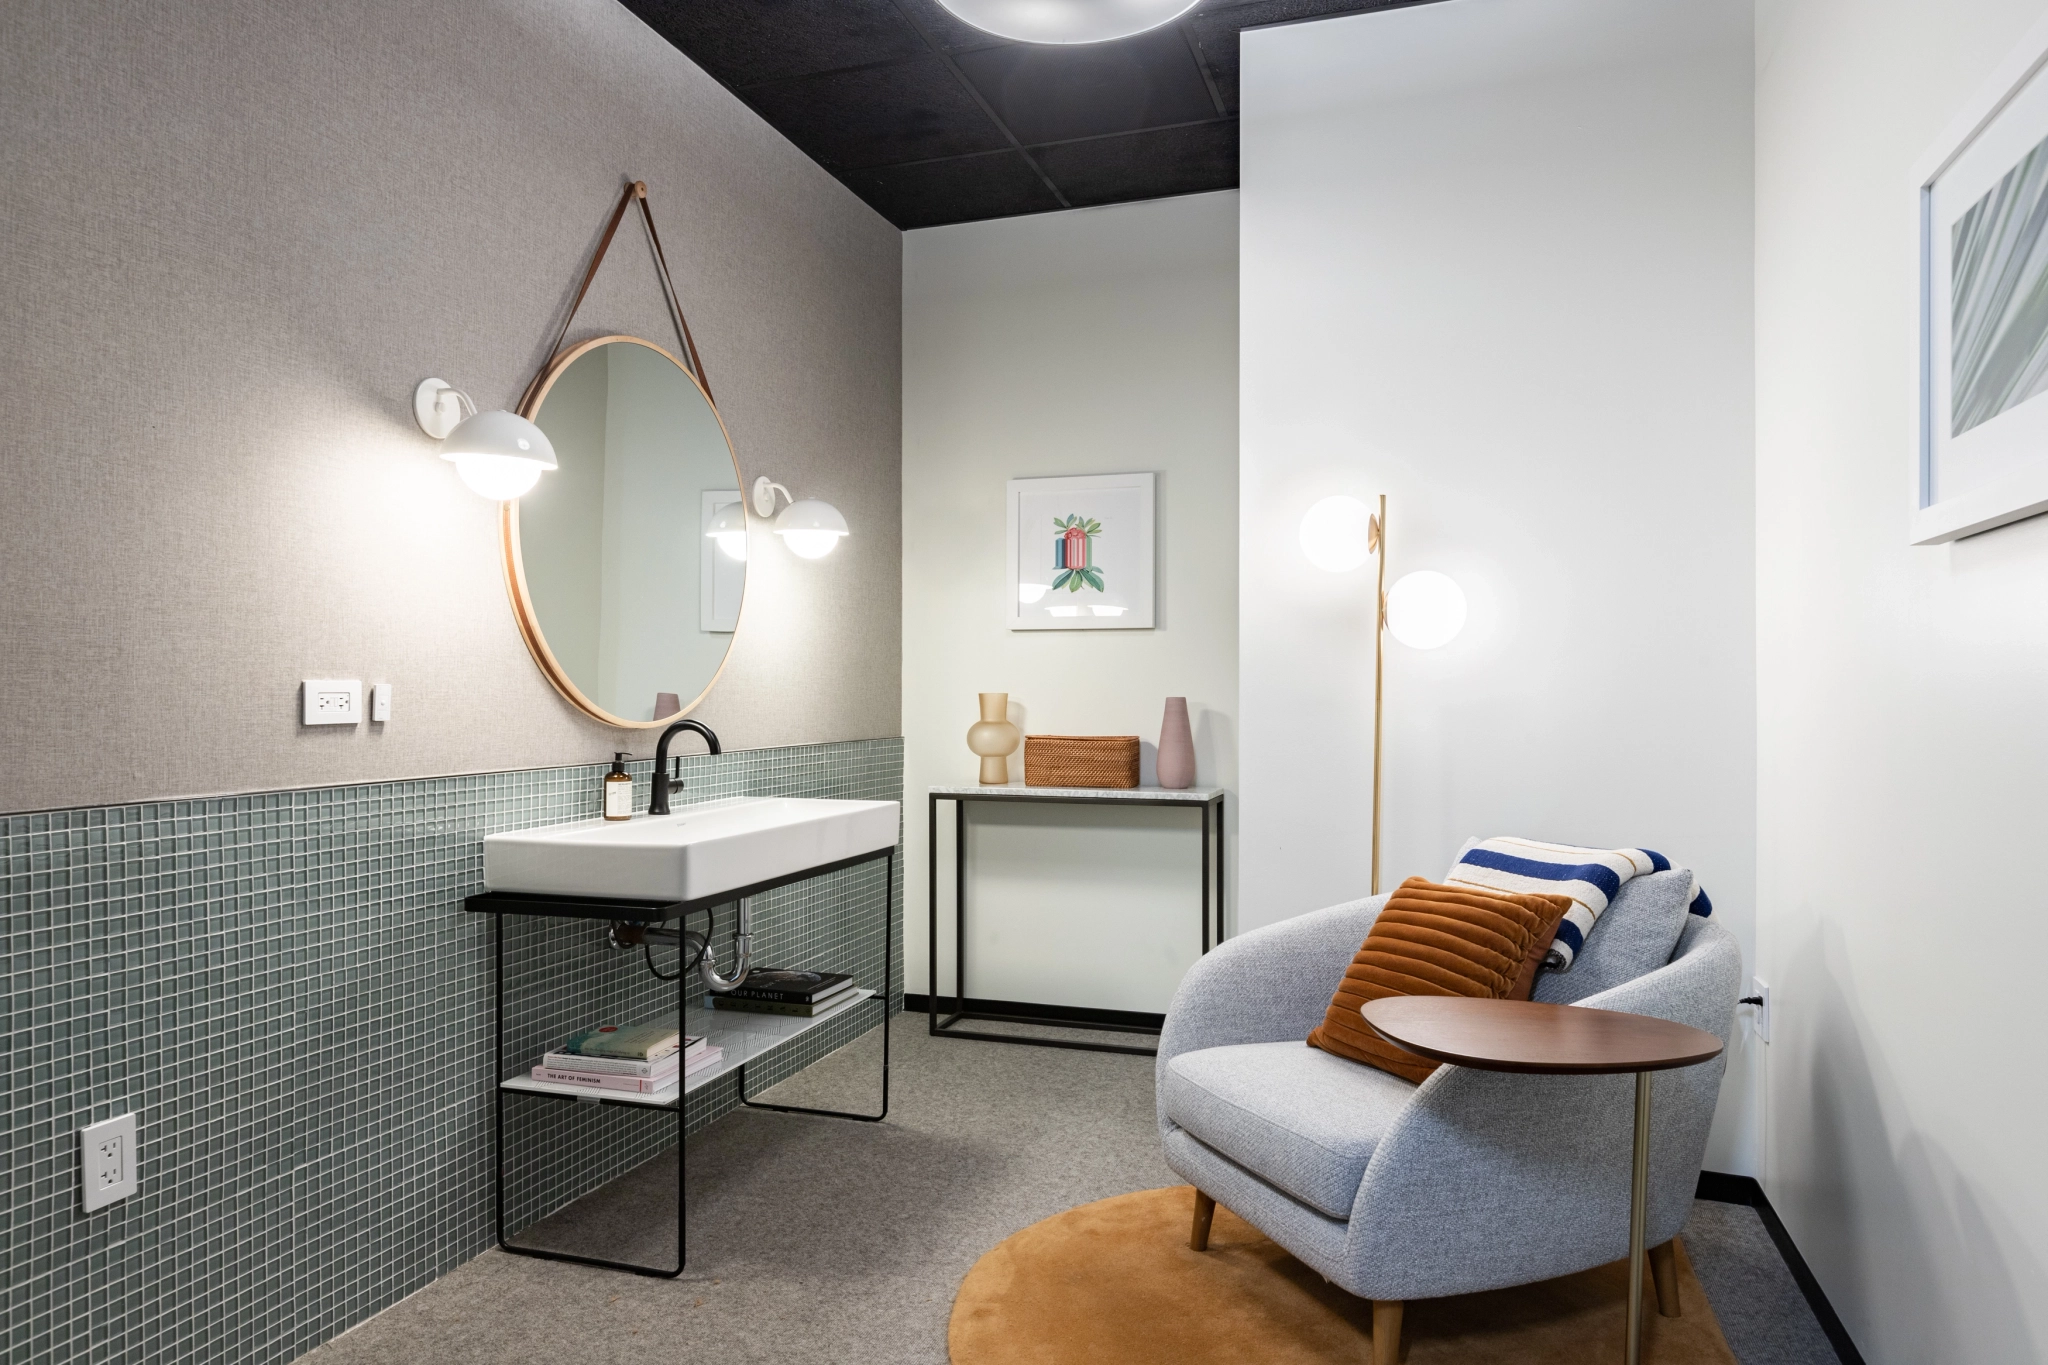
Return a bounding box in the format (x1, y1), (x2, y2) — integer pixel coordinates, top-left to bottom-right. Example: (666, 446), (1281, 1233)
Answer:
(610, 901), (754, 991)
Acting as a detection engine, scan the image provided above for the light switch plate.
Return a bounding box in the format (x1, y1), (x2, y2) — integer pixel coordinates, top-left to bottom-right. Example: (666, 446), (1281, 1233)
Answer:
(81, 1112), (139, 1212)
(369, 682), (391, 723)
(302, 679), (361, 725)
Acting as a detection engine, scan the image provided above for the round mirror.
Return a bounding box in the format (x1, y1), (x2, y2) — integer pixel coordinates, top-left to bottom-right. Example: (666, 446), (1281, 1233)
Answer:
(508, 335), (745, 727)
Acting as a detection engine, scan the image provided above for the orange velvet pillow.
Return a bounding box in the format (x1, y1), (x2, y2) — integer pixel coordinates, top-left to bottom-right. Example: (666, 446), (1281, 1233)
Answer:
(1306, 877), (1574, 1083)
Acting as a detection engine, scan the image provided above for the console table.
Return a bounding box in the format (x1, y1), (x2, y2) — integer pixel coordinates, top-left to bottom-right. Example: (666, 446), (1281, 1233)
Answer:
(927, 783), (1224, 1057)
(1362, 996), (1724, 1365)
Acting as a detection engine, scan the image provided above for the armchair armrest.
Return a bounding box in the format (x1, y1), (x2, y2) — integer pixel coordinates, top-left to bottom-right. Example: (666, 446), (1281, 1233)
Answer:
(1157, 896), (1384, 1126)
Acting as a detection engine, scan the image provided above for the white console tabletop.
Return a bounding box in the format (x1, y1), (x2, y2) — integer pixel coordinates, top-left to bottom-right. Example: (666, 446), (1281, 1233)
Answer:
(927, 782), (1224, 801)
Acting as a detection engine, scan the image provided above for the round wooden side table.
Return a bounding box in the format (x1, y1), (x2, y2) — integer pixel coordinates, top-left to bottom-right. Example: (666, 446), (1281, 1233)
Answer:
(1361, 997), (1724, 1365)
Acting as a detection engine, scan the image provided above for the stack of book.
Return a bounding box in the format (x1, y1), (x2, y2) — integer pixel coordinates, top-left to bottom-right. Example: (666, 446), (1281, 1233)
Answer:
(531, 1021), (723, 1094)
(709, 969), (859, 1017)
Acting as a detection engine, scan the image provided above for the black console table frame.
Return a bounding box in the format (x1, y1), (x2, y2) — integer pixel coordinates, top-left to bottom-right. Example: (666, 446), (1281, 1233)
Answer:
(464, 844), (894, 1279)
(926, 786), (1223, 1058)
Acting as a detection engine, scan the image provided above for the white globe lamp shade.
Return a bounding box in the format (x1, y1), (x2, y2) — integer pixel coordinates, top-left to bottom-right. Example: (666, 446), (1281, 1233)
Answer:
(773, 498), (849, 559)
(936, 0), (1199, 44)
(1385, 571), (1467, 649)
(1299, 495), (1378, 573)
(705, 501), (748, 561)
(442, 410), (557, 501)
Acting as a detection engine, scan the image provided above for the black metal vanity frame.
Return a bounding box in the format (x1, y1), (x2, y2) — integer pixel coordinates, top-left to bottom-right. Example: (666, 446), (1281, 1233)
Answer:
(463, 844), (894, 1279)
(926, 789), (1223, 1058)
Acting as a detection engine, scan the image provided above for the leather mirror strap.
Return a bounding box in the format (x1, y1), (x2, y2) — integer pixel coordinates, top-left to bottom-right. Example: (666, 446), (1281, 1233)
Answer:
(521, 180), (710, 411)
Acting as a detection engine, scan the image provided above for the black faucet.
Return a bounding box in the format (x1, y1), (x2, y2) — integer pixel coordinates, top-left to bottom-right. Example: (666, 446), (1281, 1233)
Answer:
(648, 719), (721, 815)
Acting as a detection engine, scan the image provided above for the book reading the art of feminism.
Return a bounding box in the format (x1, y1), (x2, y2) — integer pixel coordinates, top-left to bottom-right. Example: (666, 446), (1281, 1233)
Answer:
(531, 1029), (720, 1094)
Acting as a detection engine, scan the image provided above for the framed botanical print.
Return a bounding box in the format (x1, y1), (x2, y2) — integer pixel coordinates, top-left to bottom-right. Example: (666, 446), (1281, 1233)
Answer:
(1006, 473), (1155, 630)
(1914, 13), (2048, 543)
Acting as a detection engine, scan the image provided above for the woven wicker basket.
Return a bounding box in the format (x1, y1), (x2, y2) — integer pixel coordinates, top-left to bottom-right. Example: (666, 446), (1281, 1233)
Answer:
(1023, 735), (1140, 789)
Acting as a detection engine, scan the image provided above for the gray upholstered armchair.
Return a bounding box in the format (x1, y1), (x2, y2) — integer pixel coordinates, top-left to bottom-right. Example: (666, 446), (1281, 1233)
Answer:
(1158, 876), (1742, 1365)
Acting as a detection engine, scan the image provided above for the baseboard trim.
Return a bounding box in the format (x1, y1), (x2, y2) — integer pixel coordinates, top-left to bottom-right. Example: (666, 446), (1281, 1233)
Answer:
(902, 993), (1165, 1032)
(1693, 1172), (1866, 1365)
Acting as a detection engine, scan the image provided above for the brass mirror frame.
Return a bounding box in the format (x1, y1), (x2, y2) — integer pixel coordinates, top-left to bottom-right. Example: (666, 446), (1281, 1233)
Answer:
(501, 333), (748, 729)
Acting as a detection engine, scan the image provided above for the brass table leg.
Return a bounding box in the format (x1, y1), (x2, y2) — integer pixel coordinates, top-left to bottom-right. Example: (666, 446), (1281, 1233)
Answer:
(1627, 1071), (1651, 1365)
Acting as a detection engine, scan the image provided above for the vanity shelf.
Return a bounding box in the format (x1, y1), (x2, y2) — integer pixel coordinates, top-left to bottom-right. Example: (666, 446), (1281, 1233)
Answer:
(498, 988), (878, 1107)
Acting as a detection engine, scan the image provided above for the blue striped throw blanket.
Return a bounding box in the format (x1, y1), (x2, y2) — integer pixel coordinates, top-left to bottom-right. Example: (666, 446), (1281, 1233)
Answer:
(1444, 837), (1713, 970)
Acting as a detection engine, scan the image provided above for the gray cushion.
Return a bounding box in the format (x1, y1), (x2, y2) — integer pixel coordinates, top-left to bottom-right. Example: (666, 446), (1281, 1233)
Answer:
(1533, 869), (1693, 1004)
(1162, 1041), (1416, 1219)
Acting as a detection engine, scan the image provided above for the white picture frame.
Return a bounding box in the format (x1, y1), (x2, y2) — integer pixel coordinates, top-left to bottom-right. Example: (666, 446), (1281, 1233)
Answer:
(699, 490), (743, 632)
(1912, 10), (2048, 543)
(1006, 473), (1155, 630)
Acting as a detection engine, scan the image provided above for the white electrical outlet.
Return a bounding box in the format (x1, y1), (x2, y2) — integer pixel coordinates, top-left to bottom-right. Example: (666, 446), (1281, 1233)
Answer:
(369, 682), (391, 723)
(80, 1112), (139, 1212)
(1753, 978), (1771, 1043)
(302, 679), (362, 725)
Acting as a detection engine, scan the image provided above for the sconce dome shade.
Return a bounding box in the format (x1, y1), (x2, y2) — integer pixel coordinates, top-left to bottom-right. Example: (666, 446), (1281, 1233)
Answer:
(442, 410), (558, 469)
(442, 409), (557, 501)
(1386, 570), (1467, 649)
(706, 500), (748, 561)
(1299, 495), (1377, 573)
(936, 0), (1199, 44)
(773, 498), (849, 559)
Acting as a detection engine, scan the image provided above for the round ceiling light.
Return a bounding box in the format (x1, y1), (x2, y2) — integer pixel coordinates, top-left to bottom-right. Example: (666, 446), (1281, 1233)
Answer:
(935, 0), (1200, 45)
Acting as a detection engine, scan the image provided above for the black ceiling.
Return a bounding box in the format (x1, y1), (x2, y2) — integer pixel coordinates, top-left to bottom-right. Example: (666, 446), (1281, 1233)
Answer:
(622, 0), (1435, 229)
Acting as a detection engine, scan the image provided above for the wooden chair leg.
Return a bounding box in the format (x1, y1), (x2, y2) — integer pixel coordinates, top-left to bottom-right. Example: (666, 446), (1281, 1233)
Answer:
(1649, 1238), (1681, 1318)
(1189, 1191), (1216, 1252)
(1371, 1299), (1403, 1365)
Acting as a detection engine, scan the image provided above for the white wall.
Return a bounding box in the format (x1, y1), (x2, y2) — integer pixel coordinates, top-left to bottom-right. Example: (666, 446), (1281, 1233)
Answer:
(903, 194), (1238, 1012)
(1239, 0), (1759, 1171)
(1756, 0), (2048, 1359)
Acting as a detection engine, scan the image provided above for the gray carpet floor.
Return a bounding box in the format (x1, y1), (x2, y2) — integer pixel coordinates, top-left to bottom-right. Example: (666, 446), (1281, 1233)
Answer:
(298, 1020), (1840, 1365)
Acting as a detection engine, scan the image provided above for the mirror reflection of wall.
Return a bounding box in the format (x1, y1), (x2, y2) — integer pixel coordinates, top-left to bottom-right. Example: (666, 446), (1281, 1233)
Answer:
(521, 338), (743, 723)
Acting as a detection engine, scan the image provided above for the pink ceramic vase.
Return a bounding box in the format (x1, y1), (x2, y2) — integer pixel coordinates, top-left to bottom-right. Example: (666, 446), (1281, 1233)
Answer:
(1157, 697), (1195, 790)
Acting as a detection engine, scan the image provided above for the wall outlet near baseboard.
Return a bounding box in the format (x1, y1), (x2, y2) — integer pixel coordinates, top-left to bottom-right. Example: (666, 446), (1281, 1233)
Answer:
(80, 1112), (139, 1212)
(1751, 978), (1770, 1043)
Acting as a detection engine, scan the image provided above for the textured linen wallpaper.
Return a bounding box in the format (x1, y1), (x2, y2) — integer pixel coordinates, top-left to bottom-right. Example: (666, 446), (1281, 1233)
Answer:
(0, 0), (902, 815)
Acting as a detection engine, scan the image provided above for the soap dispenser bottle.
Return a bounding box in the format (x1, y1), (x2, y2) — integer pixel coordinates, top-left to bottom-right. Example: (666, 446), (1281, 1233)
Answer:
(603, 753), (634, 821)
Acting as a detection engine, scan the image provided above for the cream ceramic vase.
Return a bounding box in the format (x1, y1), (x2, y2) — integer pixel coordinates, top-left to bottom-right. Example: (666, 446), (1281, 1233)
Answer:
(1157, 697), (1195, 790)
(966, 693), (1021, 785)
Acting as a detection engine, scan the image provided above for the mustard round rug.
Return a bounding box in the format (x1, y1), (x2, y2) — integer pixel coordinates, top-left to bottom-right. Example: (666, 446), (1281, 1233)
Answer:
(949, 1186), (1737, 1365)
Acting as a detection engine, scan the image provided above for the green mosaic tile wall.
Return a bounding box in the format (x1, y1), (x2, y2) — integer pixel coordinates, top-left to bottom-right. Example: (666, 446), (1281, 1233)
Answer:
(0, 738), (903, 1365)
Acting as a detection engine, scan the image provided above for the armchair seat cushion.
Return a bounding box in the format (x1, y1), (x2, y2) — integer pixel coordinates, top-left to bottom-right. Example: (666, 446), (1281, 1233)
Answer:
(1162, 1041), (1417, 1219)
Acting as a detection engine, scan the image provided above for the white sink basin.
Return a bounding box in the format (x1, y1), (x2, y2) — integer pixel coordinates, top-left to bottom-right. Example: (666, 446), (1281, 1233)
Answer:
(483, 797), (900, 903)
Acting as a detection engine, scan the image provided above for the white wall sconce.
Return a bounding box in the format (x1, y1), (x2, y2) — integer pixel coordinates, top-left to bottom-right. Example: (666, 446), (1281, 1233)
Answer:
(414, 378), (558, 501)
(935, 0), (1199, 44)
(1300, 493), (1468, 893)
(751, 476), (848, 559)
(705, 500), (748, 561)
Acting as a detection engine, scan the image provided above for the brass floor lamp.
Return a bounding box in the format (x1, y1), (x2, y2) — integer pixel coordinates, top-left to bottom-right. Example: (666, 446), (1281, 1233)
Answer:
(1298, 493), (1466, 895)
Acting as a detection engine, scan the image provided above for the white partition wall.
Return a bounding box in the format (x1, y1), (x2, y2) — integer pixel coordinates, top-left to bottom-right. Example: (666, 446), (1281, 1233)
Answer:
(1237, 0), (1758, 1170)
